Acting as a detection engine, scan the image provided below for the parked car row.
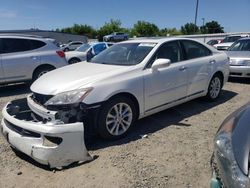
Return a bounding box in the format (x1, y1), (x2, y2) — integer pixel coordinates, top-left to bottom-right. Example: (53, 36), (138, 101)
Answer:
(65, 42), (113, 64)
(207, 34), (249, 51)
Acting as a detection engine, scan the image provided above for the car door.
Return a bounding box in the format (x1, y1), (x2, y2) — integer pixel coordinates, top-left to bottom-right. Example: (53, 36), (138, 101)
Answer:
(1, 38), (41, 82)
(144, 41), (188, 112)
(0, 39), (5, 83)
(180, 40), (213, 97)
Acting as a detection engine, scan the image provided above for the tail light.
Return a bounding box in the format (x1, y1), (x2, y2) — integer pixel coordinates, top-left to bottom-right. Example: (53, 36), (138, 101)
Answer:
(56, 50), (65, 58)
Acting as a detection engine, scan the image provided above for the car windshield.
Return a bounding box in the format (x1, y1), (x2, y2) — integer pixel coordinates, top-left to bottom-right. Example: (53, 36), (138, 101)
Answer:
(76, 44), (91, 52)
(222, 36), (241, 43)
(90, 42), (156, 66)
(228, 39), (250, 51)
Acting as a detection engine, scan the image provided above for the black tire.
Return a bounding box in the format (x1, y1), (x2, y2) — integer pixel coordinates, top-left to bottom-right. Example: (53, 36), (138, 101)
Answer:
(64, 48), (69, 52)
(69, 58), (80, 64)
(97, 96), (137, 140)
(205, 74), (222, 101)
(33, 66), (54, 82)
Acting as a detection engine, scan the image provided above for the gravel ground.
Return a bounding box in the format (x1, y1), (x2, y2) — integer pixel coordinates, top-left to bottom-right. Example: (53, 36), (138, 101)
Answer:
(0, 79), (250, 188)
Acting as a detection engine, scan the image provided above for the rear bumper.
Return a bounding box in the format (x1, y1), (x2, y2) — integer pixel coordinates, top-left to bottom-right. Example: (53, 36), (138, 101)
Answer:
(1, 98), (92, 168)
(229, 66), (250, 78)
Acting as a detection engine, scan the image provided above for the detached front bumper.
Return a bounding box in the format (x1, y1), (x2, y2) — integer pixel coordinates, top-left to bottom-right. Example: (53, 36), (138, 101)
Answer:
(1, 98), (92, 168)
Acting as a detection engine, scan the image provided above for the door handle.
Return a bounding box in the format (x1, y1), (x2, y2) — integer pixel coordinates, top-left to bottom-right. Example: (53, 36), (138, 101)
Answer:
(30, 56), (37, 60)
(209, 60), (216, 64)
(179, 66), (187, 71)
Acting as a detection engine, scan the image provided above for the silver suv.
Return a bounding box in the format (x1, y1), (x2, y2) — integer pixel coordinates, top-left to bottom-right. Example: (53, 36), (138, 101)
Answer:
(0, 35), (68, 84)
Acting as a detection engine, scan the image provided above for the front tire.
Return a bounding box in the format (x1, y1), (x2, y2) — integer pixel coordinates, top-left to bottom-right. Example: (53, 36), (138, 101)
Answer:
(97, 96), (137, 140)
(206, 75), (222, 101)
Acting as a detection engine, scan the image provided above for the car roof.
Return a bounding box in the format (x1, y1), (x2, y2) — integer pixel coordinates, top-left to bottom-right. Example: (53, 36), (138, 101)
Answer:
(121, 37), (200, 44)
(227, 34), (249, 37)
(0, 34), (52, 42)
(238, 37), (250, 41)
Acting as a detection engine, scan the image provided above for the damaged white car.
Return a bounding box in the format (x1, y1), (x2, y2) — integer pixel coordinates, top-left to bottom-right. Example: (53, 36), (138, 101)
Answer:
(1, 38), (229, 168)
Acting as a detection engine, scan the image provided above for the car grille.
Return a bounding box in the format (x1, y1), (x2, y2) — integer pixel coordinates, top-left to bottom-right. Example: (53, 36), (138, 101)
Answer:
(32, 93), (53, 106)
(230, 72), (242, 76)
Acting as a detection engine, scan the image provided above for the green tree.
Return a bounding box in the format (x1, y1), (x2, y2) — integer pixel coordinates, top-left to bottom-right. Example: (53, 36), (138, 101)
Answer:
(97, 19), (123, 41)
(181, 23), (199, 35)
(160, 27), (182, 36)
(60, 24), (97, 38)
(131, 21), (159, 37)
(204, 21), (224, 34)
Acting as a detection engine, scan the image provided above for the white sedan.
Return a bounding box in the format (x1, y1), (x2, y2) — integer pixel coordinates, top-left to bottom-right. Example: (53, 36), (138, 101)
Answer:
(1, 38), (229, 167)
(65, 42), (112, 64)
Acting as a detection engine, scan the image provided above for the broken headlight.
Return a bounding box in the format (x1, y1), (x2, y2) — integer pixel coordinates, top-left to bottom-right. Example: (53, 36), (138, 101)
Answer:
(45, 88), (93, 106)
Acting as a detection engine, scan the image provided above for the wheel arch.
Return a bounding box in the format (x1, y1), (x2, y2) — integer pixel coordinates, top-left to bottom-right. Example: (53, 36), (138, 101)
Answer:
(68, 57), (81, 64)
(212, 71), (224, 85)
(32, 64), (56, 79)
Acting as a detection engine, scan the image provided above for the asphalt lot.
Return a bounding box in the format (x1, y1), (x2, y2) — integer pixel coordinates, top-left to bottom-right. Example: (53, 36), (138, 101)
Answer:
(0, 78), (250, 188)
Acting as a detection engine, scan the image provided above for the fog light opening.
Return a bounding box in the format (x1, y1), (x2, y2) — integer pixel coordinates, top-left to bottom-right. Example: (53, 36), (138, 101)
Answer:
(43, 136), (63, 147)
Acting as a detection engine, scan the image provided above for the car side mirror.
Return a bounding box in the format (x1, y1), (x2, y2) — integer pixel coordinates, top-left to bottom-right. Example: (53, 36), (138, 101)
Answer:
(152, 58), (171, 70)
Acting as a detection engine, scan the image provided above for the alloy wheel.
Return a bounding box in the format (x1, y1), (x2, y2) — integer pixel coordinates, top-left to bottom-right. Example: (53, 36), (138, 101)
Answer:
(105, 103), (133, 136)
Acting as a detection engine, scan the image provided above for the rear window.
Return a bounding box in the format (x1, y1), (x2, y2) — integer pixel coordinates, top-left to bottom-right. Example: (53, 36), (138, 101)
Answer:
(228, 39), (250, 51)
(30, 39), (46, 50)
(222, 36), (241, 43)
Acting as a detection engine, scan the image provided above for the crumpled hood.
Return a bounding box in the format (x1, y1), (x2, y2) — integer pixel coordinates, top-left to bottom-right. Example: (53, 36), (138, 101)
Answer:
(226, 51), (250, 59)
(31, 62), (130, 95)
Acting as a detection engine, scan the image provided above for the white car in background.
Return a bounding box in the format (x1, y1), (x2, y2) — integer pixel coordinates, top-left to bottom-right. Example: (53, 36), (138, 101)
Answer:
(0, 35), (68, 84)
(214, 34), (249, 51)
(65, 42), (113, 64)
(60, 41), (84, 52)
(1, 38), (229, 167)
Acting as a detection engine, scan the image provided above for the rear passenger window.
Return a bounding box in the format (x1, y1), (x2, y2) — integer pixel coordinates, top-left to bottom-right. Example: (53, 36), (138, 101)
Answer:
(2, 38), (31, 53)
(29, 40), (46, 50)
(181, 40), (211, 60)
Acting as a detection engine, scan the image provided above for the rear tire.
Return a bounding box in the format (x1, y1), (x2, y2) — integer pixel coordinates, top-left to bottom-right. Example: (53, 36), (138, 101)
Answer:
(33, 66), (54, 82)
(64, 48), (69, 52)
(205, 75), (222, 101)
(97, 96), (137, 140)
(69, 58), (80, 64)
